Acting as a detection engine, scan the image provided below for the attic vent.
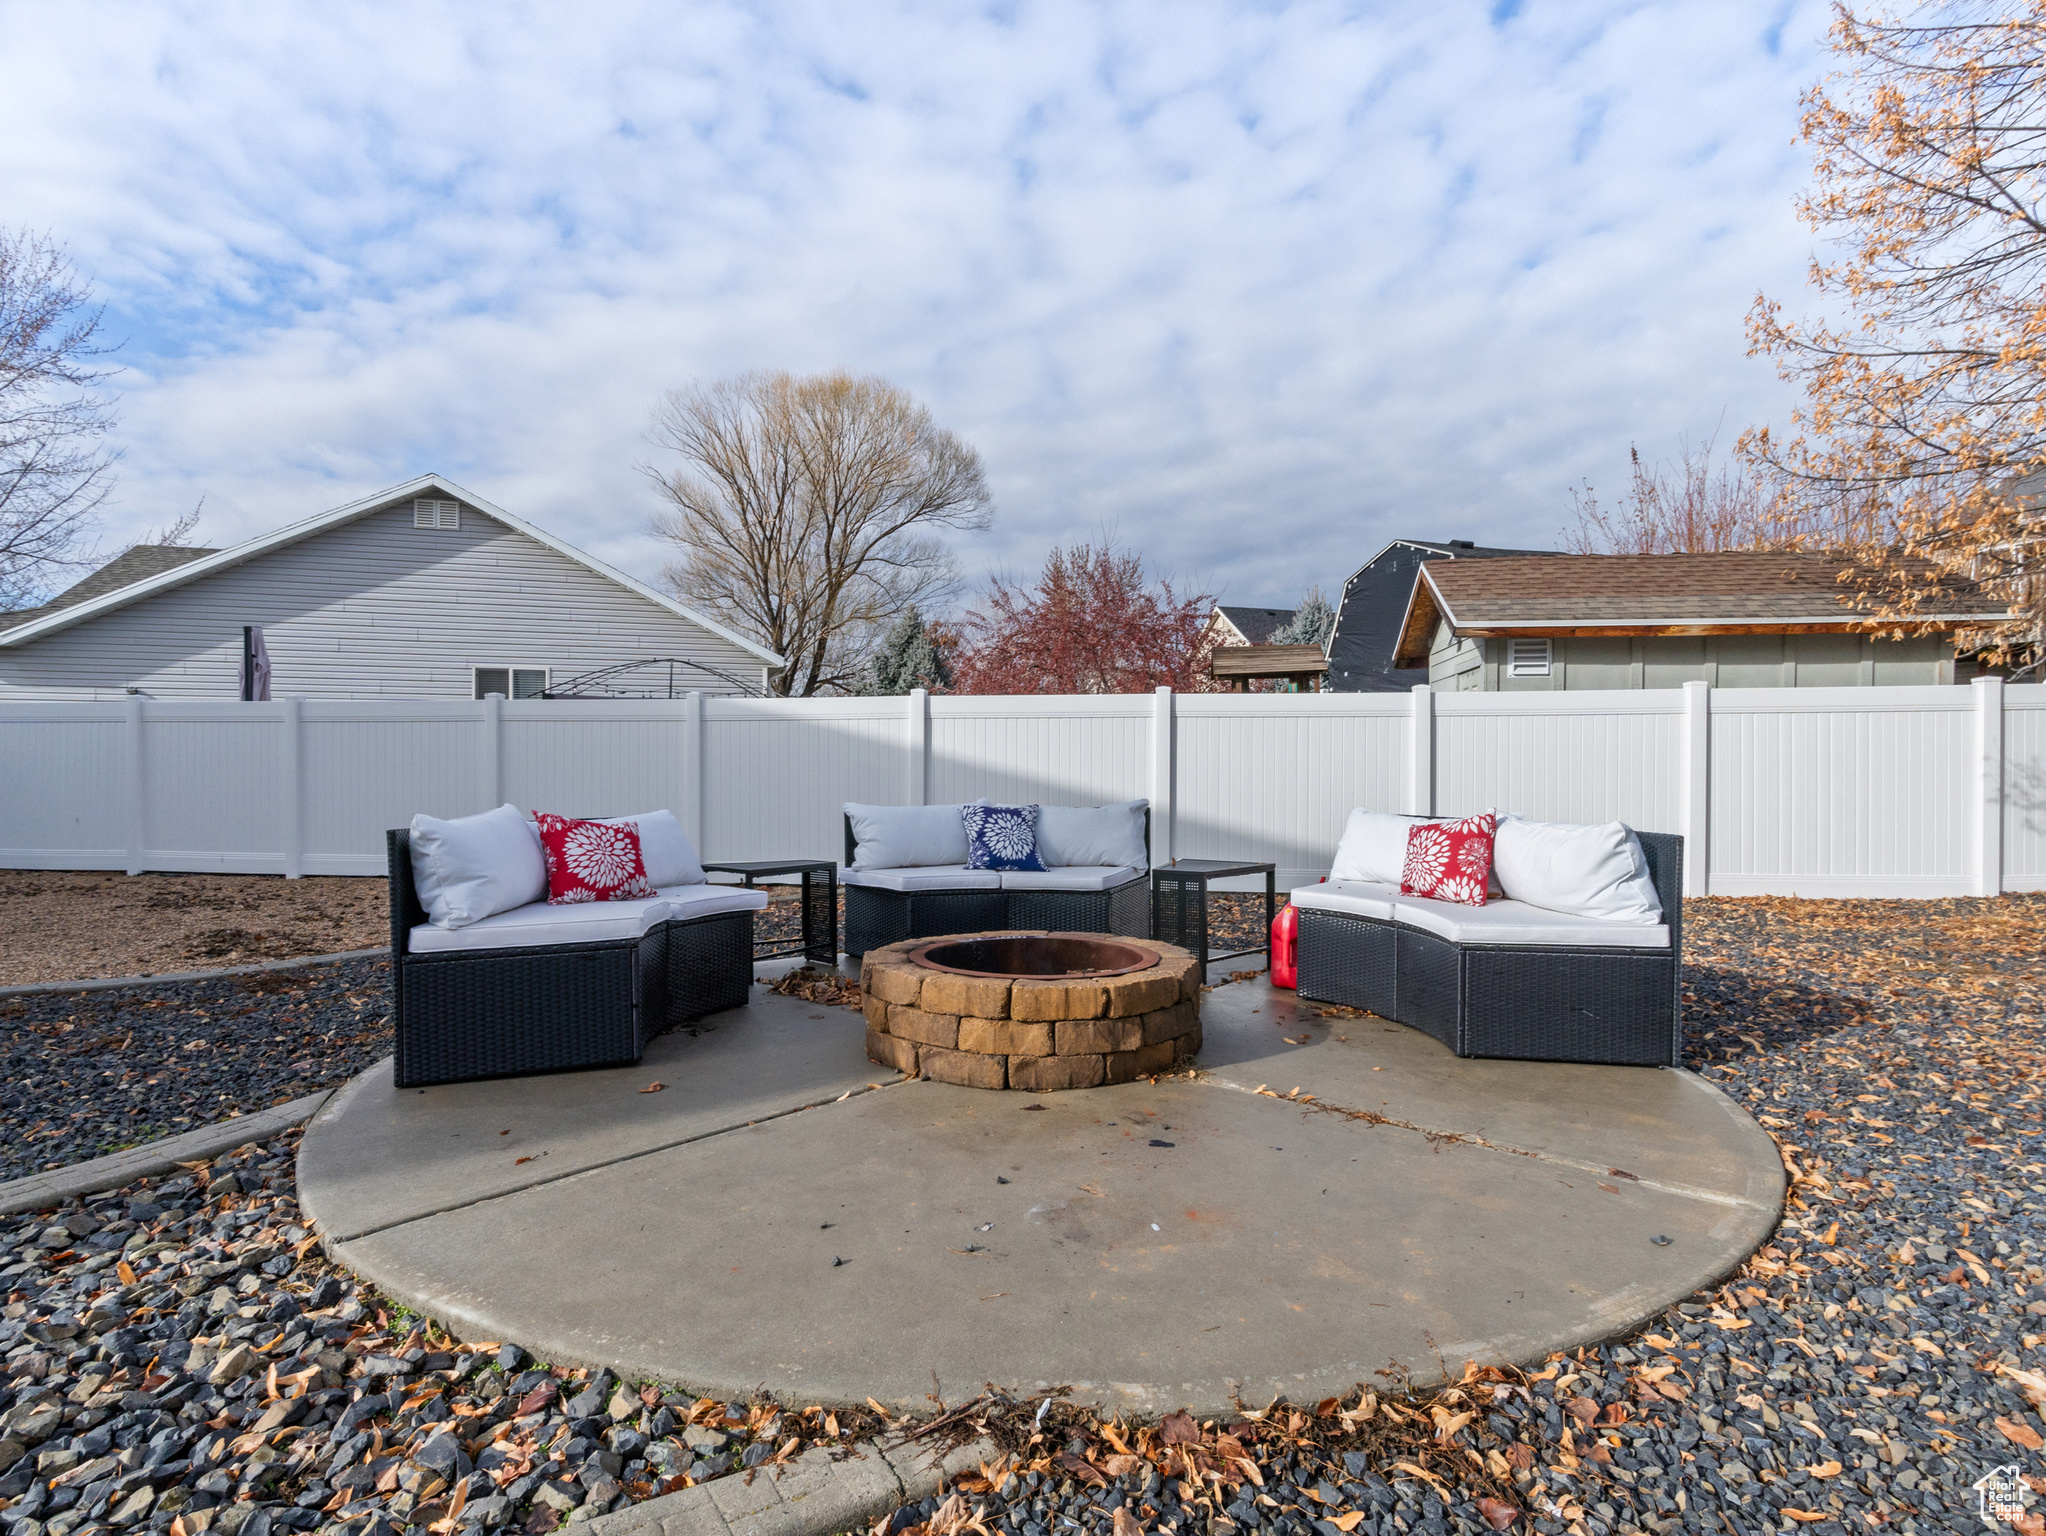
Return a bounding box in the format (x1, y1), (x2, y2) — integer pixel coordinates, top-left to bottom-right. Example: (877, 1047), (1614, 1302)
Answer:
(414, 499), (460, 530)
(1508, 638), (1553, 678)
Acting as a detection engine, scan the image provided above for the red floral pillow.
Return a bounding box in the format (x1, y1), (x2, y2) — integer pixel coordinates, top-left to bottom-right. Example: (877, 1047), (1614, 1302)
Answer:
(534, 813), (657, 905)
(1400, 812), (1496, 908)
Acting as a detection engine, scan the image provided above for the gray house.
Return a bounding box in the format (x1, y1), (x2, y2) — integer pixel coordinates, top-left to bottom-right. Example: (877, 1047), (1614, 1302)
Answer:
(0, 474), (782, 700)
(1391, 552), (2007, 690)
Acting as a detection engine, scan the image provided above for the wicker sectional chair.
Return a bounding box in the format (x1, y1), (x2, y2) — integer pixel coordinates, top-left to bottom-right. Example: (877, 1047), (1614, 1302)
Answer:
(840, 811), (1151, 957)
(387, 829), (761, 1087)
(1294, 830), (1683, 1067)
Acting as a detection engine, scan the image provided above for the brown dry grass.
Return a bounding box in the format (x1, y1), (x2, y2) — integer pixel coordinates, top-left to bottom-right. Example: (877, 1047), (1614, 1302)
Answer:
(0, 871), (389, 986)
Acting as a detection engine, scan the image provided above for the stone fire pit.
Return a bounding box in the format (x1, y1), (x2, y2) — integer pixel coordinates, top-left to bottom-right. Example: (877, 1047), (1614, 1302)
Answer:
(860, 931), (1203, 1090)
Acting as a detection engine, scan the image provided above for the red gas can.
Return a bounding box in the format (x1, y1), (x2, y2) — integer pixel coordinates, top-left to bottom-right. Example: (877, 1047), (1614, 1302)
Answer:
(1270, 902), (1299, 989)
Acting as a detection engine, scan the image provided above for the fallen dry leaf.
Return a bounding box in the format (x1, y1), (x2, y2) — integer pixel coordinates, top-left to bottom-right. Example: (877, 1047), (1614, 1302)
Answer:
(1783, 1512), (1830, 1525)
(640, 1082), (665, 1093)
(1996, 1415), (2045, 1451)
(1112, 1508), (1143, 1536)
(1475, 1498), (1521, 1531)
(1803, 1460), (1842, 1479)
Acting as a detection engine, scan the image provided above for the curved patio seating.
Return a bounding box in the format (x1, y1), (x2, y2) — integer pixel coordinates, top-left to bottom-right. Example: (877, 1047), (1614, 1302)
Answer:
(1294, 827), (1683, 1067)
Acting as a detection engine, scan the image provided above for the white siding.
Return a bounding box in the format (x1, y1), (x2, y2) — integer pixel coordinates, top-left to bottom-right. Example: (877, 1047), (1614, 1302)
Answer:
(0, 495), (770, 700)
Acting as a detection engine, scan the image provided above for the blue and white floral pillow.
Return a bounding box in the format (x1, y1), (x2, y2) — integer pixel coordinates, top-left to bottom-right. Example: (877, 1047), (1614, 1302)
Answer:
(962, 802), (1047, 872)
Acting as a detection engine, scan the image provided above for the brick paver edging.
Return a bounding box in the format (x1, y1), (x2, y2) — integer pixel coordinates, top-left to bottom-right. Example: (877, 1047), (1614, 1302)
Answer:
(0, 1091), (333, 1216)
(586, 1435), (1000, 1536)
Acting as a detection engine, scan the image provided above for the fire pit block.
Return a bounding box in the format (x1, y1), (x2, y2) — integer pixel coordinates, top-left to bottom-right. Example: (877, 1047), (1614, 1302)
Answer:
(858, 931), (1202, 1091)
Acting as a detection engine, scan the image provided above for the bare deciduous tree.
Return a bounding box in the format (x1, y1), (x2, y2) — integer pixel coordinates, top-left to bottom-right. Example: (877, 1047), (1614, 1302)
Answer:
(0, 229), (117, 612)
(1742, 3), (2046, 659)
(1564, 434), (1802, 554)
(645, 371), (992, 696)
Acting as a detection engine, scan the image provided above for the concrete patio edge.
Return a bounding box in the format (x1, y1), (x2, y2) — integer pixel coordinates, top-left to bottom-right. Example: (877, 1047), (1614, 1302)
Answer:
(0, 947), (392, 998)
(0, 1091), (333, 1216)
(585, 1435), (1000, 1536)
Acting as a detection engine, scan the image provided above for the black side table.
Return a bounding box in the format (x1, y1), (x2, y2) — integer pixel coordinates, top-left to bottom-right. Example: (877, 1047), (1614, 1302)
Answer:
(702, 860), (838, 965)
(1151, 860), (1277, 975)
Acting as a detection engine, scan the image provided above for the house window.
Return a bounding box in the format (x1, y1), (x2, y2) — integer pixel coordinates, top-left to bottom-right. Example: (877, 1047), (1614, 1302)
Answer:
(474, 667), (549, 699)
(1508, 638), (1552, 678)
(415, 499), (460, 530)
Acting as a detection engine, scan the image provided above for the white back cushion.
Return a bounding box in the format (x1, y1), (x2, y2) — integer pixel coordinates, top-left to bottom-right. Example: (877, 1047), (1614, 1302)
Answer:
(1328, 810), (1502, 894)
(408, 804), (547, 929)
(603, 810), (704, 887)
(1035, 800), (1149, 869)
(1491, 819), (1662, 923)
(845, 802), (978, 868)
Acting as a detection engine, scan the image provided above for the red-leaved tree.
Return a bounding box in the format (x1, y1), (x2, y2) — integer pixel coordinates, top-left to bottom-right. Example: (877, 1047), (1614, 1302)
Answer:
(951, 542), (1215, 694)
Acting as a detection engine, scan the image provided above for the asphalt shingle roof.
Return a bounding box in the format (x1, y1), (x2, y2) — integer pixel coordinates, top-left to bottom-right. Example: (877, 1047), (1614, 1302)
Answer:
(0, 545), (217, 632)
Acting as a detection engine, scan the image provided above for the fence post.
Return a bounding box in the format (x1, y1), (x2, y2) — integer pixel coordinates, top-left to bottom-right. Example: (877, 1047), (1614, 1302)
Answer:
(906, 689), (929, 805)
(1681, 681), (1711, 896)
(1974, 675), (2005, 896)
(1404, 686), (1434, 815)
(1150, 686), (1174, 866)
(683, 692), (705, 856)
(480, 694), (504, 809)
(282, 696), (304, 879)
(125, 695), (146, 876)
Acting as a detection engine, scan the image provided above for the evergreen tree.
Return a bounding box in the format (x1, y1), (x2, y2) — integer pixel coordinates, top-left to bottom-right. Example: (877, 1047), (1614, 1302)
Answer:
(1272, 586), (1336, 649)
(857, 608), (954, 694)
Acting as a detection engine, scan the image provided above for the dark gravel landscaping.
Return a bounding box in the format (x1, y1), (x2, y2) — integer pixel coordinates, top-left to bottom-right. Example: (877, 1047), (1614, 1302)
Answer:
(1, 893), (2040, 1536)
(0, 963), (392, 1182)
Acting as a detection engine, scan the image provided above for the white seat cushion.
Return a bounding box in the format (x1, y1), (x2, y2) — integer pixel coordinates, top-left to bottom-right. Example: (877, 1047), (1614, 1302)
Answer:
(998, 865), (1141, 892)
(1491, 819), (1663, 923)
(839, 864), (1002, 893)
(660, 884), (770, 918)
(408, 895), (676, 954)
(1035, 803), (1149, 868)
(408, 803), (547, 928)
(844, 802), (983, 868)
(605, 811), (706, 887)
(1288, 879), (1401, 922)
(1392, 897), (1669, 950)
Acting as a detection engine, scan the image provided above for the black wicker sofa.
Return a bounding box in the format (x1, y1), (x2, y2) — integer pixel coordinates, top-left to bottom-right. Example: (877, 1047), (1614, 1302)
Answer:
(841, 806), (1151, 957)
(1294, 830), (1683, 1067)
(387, 829), (763, 1087)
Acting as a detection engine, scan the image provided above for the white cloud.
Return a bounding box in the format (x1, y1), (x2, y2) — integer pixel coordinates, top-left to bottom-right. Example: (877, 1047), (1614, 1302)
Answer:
(0, 0), (1829, 608)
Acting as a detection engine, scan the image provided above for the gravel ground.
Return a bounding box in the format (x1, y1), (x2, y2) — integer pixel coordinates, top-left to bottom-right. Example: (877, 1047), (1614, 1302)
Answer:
(0, 964), (392, 1183)
(2, 894), (2040, 1536)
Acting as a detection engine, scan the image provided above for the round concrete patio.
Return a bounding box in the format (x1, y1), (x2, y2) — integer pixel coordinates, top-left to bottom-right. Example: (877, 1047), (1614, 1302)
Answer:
(297, 964), (1784, 1416)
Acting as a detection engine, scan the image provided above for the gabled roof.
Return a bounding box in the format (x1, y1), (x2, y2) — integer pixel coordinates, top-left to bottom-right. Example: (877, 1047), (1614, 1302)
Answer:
(0, 474), (785, 667)
(1213, 605), (1296, 646)
(0, 544), (218, 632)
(1327, 536), (1557, 691)
(1335, 536), (1553, 593)
(1391, 551), (2013, 667)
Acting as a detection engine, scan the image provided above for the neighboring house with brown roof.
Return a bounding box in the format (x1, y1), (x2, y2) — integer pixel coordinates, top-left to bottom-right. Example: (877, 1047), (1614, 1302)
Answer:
(0, 473), (783, 700)
(1390, 552), (2010, 691)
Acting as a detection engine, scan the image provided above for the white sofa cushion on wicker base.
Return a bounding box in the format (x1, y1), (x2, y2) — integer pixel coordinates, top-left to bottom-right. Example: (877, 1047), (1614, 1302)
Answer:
(410, 886), (767, 954)
(1392, 896), (1669, 950)
(660, 884), (770, 917)
(839, 864), (1002, 893)
(1288, 879), (1401, 922)
(997, 865), (1140, 892)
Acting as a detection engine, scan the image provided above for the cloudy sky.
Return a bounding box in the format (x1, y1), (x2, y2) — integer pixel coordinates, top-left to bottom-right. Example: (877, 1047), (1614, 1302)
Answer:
(4, 0), (1827, 611)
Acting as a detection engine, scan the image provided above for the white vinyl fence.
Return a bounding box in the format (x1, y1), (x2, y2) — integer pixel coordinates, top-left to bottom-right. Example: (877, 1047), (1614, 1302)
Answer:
(2, 680), (2041, 899)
